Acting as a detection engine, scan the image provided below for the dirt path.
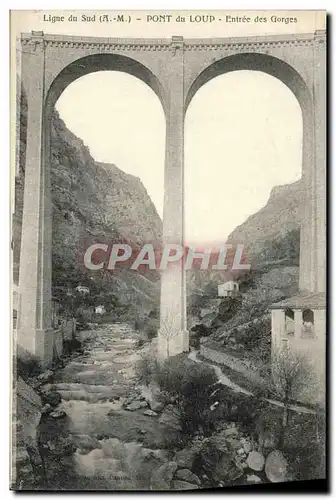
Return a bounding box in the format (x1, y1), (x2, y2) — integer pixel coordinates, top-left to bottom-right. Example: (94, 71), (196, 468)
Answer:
(189, 349), (316, 415)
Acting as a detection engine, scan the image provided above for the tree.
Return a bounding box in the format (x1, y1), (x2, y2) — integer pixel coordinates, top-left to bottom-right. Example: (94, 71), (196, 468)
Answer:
(269, 347), (316, 445)
(159, 314), (182, 358)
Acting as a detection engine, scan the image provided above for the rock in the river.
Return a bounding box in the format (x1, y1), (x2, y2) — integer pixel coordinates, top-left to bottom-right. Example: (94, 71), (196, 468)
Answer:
(151, 461), (178, 490)
(41, 403), (52, 415)
(49, 409), (67, 420)
(265, 450), (288, 483)
(125, 401), (142, 411)
(243, 441), (253, 454)
(172, 480), (199, 490)
(139, 400), (148, 408)
(144, 409), (158, 417)
(37, 370), (54, 383)
(76, 435), (102, 453)
(41, 390), (62, 407)
(149, 399), (164, 412)
(46, 436), (77, 456)
(159, 405), (182, 431)
(175, 468), (201, 485)
(246, 451), (265, 471)
(246, 474), (262, 484)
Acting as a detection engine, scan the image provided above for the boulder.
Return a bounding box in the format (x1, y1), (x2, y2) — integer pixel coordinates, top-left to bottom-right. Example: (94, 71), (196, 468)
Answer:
(49, 410), (66, 420)
(259, 429), (279, 450)
(172, 480), (199, 490)
(139, 401), (148, 408)
(243, 442), (252, 454)
(159, 405), (182, 431)
(246, 451), (265, 472)
(46, 436), (77, 456)
(144, 409), (158, 417)
(200, 308), (213, 319)
(265, 450), (288, 483)
(125, 401), (142, 411)
(151, 461), (178, 490)
(202, 312), (217, 329)
(175, 468), (201, 485)
(214, 452), (244, 483)
(174, 446), (200, 470)
(41, 391), (62, 407)
(75, 435), (102, 453)
(246, 474), (262, 484)
(37, 370), (54, 383)
(227, 438), (242, 450)
(149, 399), (165, 412)
(41, 403), (52, 415)
(222, 426), (239, 437)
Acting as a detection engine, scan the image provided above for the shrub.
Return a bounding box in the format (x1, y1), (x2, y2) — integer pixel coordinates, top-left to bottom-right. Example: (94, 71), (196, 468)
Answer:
(15, 354), (41, 381)
(135, 355), (160, 386)
(155, 357), (218, 437)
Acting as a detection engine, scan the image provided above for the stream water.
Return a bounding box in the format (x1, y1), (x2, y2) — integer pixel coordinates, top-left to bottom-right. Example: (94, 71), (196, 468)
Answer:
(37, 323), (168, 491)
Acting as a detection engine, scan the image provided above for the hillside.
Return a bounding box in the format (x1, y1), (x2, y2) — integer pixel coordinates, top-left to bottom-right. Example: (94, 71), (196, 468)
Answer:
(13, 96), (162, 314)
(188, 179), (302, 365)
(227, 180), (303, 263)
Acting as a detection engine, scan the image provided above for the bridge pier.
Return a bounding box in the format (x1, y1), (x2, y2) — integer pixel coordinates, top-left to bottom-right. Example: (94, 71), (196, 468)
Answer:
(17, 35), (53, 367)
(157, 37), (189, 359)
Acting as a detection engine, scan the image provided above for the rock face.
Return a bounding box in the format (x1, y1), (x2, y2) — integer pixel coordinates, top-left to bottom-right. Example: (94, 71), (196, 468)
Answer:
(227, 180), (303, 262)
(13, 101), (162, 311)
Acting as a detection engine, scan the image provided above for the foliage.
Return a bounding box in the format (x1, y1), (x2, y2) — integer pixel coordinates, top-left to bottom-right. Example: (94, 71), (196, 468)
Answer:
(15, 353), (41, 381)
(267, 347), (316, 445)
(135, 355), (160, 386)
(270, 347), (315, 404)
(155, 357), (218, 437)
(203, 281), (219, 298)
(235, 317), (271, 351)
(256, 228), (300, 266)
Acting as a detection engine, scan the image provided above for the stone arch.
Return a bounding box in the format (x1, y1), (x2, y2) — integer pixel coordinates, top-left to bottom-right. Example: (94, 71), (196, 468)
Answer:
(184, 52), (312, 117)
(43, 52), (167, 159)
(40, 53), (166, 352)
(184, 52), (314, 293)
(44, 52), (167, 117)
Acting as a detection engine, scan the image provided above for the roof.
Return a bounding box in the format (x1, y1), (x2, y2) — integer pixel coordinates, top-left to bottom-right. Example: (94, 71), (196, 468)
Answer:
(270, 292), (326, 310)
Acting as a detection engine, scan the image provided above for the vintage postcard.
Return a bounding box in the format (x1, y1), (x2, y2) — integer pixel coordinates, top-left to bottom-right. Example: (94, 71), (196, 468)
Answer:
(10, 9), (326, 491)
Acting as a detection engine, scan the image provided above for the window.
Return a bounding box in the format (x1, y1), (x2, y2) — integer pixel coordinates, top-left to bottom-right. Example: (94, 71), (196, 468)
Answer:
(285, 308), (295, 335)
(302, 308), (314, 336)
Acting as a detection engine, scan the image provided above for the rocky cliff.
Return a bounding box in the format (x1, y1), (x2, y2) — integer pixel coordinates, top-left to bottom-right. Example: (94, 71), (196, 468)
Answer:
(13, 96), (162, 312)
(227, 180), (303, 263)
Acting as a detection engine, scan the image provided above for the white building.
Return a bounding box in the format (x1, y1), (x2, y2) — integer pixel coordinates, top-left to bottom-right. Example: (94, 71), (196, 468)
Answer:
(270, 292), (326, 405)
(95, 305), (105, 315)
(75, 285), (90, 295)
(218, 281), (239, 298)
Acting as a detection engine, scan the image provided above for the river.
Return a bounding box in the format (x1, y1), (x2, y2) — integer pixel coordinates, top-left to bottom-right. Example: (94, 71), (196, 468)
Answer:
(37, 323), (169, 491)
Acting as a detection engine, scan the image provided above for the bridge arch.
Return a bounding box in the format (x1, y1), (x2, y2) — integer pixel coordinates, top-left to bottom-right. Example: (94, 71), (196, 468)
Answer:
(44, 52), (167, 117)
(185, 52), (312, 118)
(184, 51), (314, 293)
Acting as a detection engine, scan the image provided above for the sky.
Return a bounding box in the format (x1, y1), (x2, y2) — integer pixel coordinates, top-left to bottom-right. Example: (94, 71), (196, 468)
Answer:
(55, 69), (302, 245)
